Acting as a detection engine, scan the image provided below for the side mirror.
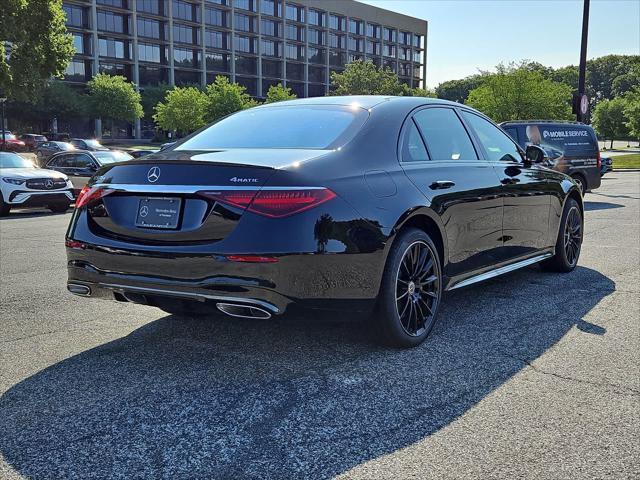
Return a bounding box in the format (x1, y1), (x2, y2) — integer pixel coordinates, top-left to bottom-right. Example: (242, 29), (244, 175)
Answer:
(525, 145), (546, 164)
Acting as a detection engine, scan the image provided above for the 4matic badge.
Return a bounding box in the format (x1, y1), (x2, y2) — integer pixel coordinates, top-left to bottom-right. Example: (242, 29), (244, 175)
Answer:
(229, 177), (259, 183)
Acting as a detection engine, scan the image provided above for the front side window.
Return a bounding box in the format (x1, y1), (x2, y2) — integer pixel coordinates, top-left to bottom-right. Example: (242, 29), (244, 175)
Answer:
(177, 106), (369, 151)
(413, 108), (477, 161)
(461, 111), (522, 162)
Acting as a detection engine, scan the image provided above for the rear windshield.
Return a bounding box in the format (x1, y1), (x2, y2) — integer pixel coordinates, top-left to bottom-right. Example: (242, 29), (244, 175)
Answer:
(521, 125), (598, 157)
(176, 105), (369, 150)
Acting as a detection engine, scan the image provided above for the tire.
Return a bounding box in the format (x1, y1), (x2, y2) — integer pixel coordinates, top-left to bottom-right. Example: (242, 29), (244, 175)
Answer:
(541, 197), (583, 273)
(570, 174), (586, 195)
(376, 228), (443, 348)
(48, 203), (70, 213)
(0, 193), (11, 217)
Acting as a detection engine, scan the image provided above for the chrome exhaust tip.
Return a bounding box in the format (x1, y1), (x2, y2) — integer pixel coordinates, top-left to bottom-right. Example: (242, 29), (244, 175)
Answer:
(67, 283), (91, 296)
(216, 303), (272, 319)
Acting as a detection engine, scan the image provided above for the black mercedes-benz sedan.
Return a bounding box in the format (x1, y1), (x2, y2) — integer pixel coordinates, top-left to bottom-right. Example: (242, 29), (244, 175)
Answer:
(65, 96), (583, 348)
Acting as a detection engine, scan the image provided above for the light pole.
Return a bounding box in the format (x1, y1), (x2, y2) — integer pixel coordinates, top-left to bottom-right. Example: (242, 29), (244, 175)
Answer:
(0, 91), (7, 151)
(576, 0), (590, 123)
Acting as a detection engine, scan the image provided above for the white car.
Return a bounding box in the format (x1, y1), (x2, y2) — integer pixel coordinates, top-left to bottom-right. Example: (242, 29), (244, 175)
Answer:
(0, 152), (74, 216)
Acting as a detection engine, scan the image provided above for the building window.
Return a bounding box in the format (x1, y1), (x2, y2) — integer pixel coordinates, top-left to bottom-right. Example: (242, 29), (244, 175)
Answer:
(383, 44), (396, 58)
(308, 65), (325, 83)
(137, 17), (165, 39)
(348, 37), (364, 53)
(261, 18), (280, 37)
(285, 3), (304, 23)
(308, 28), (324, 45)
(260, 0), (281, 17)
(328, 33), (345, 49)
(205, 7), (227, 27)
(136, 0), (166, 15)
(400, 31), (412, 45)
(234, 0), (256, 12)
(173, 0), (199, 22)
(285, 43), (304, 61)
(383, 27), (397, 43)
(262, 59), (282, 77)
(138, 42), (165, 63)
(63, 5), (85, 27)
(97, 11), (127, 33)
(399, 63), (411, 77)
(286, 62), (304, 81)
(71, 33), (85, 55)
(175, 70), (201, 86)
(97, 0), (126, 7)
(235, 55), (257, 75)
(413, 35), (422, 48)
(64, 60), (87, 81)
(287, 81), (304, 98)
(308, 9), (324, 26)
(329, 14), (345, 31)
(329, 50), (346, 67)
(205, 52), (230, 72)
(98, 37), (129, 59)
(308, 84), (325, 97)
(367, 23), (380, 38)
(308, 47), (325, 65)
(234, 34), (257, 53)
(206, 0), (228, 5)
(205, 30), (228, 49)
(285, 24), (304, 42)
(414, 51), (422, 63)
(399, 47), (411, 61)
(174, 47), (200, 68)
(99, 62), (130, 79)
(383, 59), (396, 72)
(139, 65), (169, 85)
(173, 24), (199, 44)
(236, 76), (257, 95)
(234, 13), (255, 32)
(366, 41), (380, 56)
(348, 19), (363, 35)
(261, 39), (281, 57)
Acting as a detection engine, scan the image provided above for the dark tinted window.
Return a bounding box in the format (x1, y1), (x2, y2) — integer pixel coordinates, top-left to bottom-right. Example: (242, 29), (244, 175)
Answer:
(402, 121), (429, 162)
(177, 106), (369, 150)
(461, 112), (522, 162)
(73, 154), (95, 168)
(49, 154), (73, 168)
(413, 108), (477, 161)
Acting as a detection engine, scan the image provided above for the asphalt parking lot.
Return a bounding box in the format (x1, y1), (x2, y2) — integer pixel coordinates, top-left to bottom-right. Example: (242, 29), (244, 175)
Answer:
(0, 172), (638, 479)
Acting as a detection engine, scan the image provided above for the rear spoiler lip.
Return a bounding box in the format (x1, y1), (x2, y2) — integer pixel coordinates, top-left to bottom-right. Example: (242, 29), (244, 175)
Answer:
(91, 184), (326, 194)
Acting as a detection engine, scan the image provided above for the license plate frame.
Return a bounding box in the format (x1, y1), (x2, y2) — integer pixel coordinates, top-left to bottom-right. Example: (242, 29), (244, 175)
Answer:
(135, 197), (182, 229)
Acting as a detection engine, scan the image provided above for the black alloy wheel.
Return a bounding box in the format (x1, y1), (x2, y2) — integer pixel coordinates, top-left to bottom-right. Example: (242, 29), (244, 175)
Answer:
(541, 197), (583, 272)
(377, 228), (442, 348)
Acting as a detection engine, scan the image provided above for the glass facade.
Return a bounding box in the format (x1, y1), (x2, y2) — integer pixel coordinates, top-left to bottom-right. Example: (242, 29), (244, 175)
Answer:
(62, 0), (427, 97)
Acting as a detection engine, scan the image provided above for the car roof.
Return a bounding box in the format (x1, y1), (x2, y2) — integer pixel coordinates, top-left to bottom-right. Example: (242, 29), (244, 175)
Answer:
(500, 120), (587, 126)
(255, 95), (461, 110)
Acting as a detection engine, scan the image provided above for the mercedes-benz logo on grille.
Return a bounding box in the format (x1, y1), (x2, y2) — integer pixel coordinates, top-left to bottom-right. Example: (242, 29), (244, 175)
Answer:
(45, 179), (54, 189)
(139, 205), (149, 218)
(147, 167), (161, 183)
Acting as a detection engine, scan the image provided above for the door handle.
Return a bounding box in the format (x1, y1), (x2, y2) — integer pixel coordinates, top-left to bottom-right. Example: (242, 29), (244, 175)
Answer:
(429, 180), (455, 190)
(501, 177), (520, 185)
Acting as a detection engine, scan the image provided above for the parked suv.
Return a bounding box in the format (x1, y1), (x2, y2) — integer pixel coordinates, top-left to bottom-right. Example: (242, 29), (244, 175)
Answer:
(500, 120), (601, 194)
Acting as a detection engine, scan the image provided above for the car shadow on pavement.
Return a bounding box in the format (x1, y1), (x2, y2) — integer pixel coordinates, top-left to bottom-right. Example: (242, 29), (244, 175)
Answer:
(0, 265), (615, 479)
(583, 201), (625, 211)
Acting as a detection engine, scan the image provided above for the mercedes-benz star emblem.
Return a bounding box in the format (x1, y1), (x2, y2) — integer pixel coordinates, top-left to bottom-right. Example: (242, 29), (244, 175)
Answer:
(45, 179), (54, 189)
(147, 166), (161, 183)
(139, 205), (149, 218)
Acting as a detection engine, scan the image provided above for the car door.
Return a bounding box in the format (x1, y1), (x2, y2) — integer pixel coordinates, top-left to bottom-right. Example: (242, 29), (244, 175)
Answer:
(401, 106), (505, 279)
(68, 153), (98, 190)
(460, 111), (554, 260)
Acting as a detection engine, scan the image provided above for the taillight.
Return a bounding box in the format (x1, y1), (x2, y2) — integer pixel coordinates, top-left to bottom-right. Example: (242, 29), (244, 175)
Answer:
(199, 188), (336, 218)
(597, 151), (601, 170)
(75, 186), (113, 209)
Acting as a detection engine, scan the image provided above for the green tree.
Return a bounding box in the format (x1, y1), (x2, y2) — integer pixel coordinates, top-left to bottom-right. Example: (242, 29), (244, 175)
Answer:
(0, 0), (75, 101)
(87, 73), (143, 127)
(592, 97), (629, 149)
(403, 85), (436, 97)
(204, 75), (257, 123)
(435, 75), (485, 103)
(265, 83), (297, 103)
(623, 88), (640, 145)
(466, 62), (573, 122)
(153, 86), (208, 135)
(586, 55), (640, 104)
(141, 83), (171, 119)
(330, 60), (405, 96)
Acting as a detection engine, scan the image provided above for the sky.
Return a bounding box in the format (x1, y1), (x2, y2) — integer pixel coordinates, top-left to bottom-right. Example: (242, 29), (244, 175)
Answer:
(359, 0), (640, 88)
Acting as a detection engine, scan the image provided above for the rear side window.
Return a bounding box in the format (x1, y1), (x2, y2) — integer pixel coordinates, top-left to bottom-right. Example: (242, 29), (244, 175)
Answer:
(49, 155), (71, 167)
(401, 121), (429, 162)
(413, 108), (477, 161)
(177, 105), (369, 151)
(461, 111), (523, 162)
